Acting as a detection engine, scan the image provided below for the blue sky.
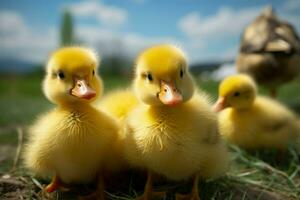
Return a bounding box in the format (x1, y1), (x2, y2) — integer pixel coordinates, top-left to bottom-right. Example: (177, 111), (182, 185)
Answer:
(0, 0), (300, 65)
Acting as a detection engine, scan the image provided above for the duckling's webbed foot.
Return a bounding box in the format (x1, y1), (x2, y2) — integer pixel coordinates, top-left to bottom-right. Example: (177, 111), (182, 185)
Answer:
(45, 175), (63, 193)
(175, 174), (201, 200)
(80, 174), (106, 200)
(136, 171), (166, 200)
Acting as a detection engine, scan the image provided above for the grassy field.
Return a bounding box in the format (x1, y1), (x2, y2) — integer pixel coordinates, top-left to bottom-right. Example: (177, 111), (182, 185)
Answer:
(0, 73), (300, 199)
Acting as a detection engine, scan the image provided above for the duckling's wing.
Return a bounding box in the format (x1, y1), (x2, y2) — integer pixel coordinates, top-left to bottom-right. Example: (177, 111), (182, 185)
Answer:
(261, 118), (290, 133)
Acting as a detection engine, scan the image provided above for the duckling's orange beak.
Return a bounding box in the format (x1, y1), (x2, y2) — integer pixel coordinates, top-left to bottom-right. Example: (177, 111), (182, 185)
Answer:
(158, 80), (183, 106)
(212, 97), (227, 112)
(71, 78), (96, 100)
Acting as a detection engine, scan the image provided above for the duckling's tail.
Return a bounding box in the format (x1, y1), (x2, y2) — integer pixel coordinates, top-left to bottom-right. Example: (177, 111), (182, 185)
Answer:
(97, 89), (139, 119)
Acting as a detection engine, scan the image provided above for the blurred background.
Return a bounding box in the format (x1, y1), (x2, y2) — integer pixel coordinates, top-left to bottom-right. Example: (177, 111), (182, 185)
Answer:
(1, 0), (300, 76)
(1, 1), (300, 199)
(1, 0), (300, 163)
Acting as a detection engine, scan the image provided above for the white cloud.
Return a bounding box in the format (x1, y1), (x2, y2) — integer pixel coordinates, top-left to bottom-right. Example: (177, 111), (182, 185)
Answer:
(0, 11), (27, 34)
(177, 5), (300, 62)
(210, 62), (236, 81)
(177, 6), (263, 63)
(68, 0), (128, 27)
(0, 10), (58, 62)
(76, 25), (178, 58)
(178, 7), (261, 40)
(0, 10), (178, 64)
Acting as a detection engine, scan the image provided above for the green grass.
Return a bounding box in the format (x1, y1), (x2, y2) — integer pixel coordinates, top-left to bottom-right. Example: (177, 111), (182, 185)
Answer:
(0, 74), (300, 199)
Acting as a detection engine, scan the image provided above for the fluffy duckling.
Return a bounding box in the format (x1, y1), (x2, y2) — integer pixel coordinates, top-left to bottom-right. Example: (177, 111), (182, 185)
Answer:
(98, 89), (138, 120)
(213, 74), (300, 151)
(23, 47), (119, 196)
(236, 6), (300, 97)
(123, 44), (228, 200)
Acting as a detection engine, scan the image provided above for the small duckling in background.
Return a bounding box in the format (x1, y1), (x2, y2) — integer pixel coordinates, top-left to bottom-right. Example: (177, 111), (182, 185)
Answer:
(23, 47), (120, 197)
(236, 6), (300, 97)
(98, 89), (138, 120)
(123, 44), (228, 200)
(213, 74), (300, 153)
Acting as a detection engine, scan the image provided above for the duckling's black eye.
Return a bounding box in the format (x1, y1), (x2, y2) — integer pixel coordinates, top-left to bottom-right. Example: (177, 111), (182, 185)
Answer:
(180, 69), (184, 78)
(147, 73), (153, 81)
(92, 70), (95, 76)
(57, 71), (65, 79)
(234, 92), (240, 97)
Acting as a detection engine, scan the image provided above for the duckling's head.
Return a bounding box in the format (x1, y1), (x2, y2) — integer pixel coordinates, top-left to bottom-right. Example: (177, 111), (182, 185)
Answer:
(134, 44), (194, 106)
(43, 47), (102, 105)
(213, 74), (257, 112)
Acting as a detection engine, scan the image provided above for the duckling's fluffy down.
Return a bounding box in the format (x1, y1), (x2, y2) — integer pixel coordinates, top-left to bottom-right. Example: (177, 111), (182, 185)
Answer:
(97, 89), (139, 119)
(23, 106), (120, 183)
(122, 91), (228, 180)
(219, 96), (300, 149)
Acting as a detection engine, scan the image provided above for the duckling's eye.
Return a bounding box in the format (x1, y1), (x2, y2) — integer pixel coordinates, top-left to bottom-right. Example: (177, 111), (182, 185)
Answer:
(92, 70), (95, 76)
(147, 73), (153, 81)
(233, 92), (240, 97)
(180, 69), (184, 78)
(57, 71), (65, 79)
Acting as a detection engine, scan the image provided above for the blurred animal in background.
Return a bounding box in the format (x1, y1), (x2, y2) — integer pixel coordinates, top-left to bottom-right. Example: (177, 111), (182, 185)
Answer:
(236, 6), (300, 97)
(213, 74), (300, 156)
(23, 47), (121, 198)
(121, 44), (228, 200)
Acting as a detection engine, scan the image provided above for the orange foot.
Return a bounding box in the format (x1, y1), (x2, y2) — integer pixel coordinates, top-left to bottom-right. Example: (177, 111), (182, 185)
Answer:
(80, 173), (106, 200)
(176, 174), (201, 200)
(137, 171), (166, 200)
(45, 175), (68, 193)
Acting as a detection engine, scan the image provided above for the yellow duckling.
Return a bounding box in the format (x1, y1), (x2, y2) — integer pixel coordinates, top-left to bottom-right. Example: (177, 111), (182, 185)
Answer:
(98, 89), (138, 120)
(23, 47), (119, 195)
(123, 44), (228, 200)
(213, 74), (300, 151)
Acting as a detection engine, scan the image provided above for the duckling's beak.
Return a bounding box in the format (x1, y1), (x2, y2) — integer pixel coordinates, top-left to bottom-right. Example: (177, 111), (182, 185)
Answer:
(71, 78), (96, 100)
(212, 97), (227, 112)
(158, 80), (183, 106)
